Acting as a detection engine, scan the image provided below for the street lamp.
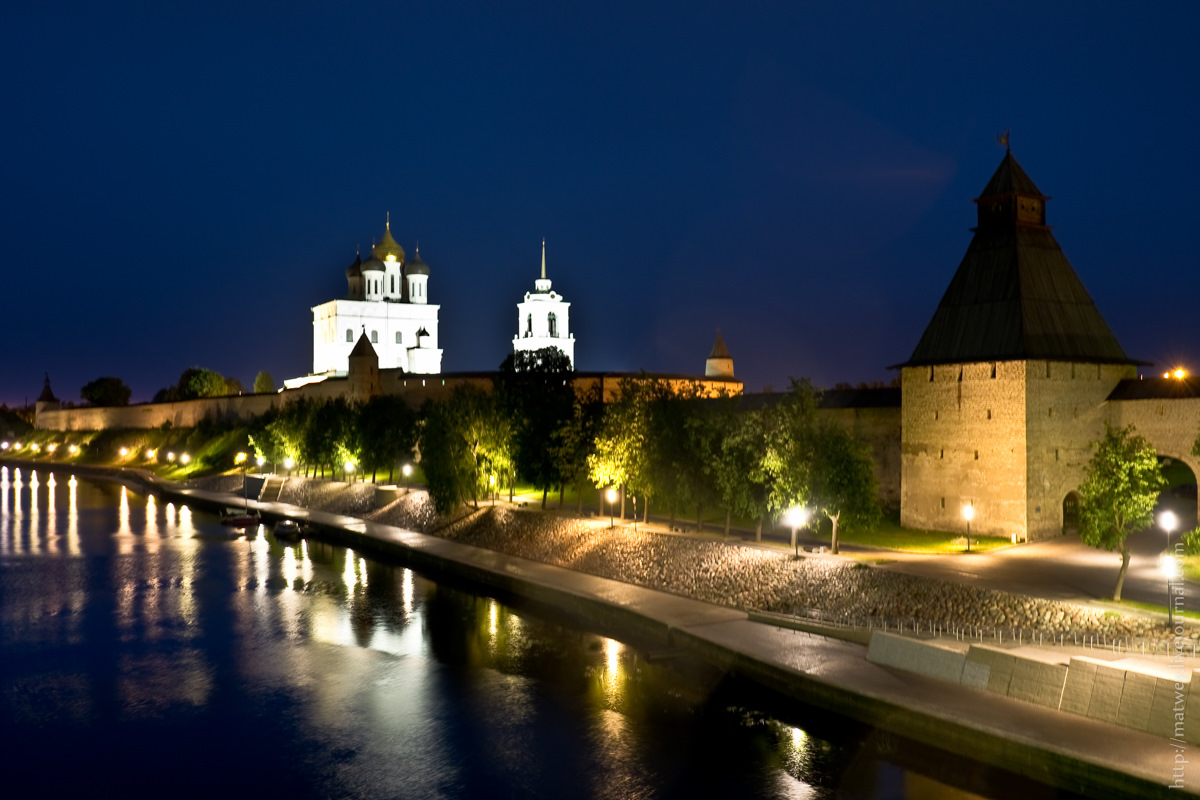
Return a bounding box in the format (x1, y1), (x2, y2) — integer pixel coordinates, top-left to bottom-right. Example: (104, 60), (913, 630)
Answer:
(402, 463), (413, 493)
(962, 503), (974, 552)
(783, 506), (809, 559)
(1160, 510), (1179, 630)
(606, 488), (618, 528)
(283, 457), (294, 476)
(344, 462), (355, 482)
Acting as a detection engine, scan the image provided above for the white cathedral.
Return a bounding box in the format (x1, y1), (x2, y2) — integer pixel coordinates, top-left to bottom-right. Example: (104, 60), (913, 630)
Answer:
(512, 241), (574, 367)
(311, 218), (443, 375)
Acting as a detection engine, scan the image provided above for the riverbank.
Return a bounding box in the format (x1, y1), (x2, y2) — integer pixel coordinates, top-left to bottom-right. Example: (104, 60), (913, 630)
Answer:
(167, 473), (1187, 798)
(4, 461), (1193, 796)
(182, 473), (1186, 643)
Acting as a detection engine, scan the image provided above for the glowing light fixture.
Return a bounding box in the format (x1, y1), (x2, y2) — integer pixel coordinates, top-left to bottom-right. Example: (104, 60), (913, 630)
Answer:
(1165, 368), (1189, 379)
(68, 444), (79, 454)
(1160, 510), (1179, 628)
(167, 452), (176, 462)
(46, 443), (57, 453)
(234, 452), (247, 465)
(783, 506), (810, 558)
(180, 453), (191, 464)
(962, 502), (975, 552)
(119, 447), (129, 457)
(605, 487), (618, 528)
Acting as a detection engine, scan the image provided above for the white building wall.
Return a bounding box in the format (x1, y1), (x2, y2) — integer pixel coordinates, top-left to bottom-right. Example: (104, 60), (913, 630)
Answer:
(312, 299), (442, 375)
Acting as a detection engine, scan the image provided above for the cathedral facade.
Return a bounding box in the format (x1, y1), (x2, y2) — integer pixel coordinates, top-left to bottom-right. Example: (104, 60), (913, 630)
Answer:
(311, 219), (442, 375)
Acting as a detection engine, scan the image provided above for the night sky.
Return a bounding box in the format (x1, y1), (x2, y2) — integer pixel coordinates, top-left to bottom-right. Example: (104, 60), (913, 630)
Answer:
(2, 2), (1197, 407)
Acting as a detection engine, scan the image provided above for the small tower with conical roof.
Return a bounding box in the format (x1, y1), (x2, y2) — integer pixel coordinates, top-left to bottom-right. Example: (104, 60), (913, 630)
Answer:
(512, 240), (574, 367)
(347, 331), (382, 399)
(705, 331), (735, 378)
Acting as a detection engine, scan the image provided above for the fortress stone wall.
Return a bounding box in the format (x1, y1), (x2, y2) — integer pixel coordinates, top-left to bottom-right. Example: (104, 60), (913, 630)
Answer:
(821, 403), (901, 511)
(1025, 361), (1136, 540)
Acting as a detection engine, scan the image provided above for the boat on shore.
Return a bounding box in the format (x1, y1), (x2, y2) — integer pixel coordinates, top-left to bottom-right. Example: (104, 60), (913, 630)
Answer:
(274, 518), (303, 541)
(220, 507), (261, 527)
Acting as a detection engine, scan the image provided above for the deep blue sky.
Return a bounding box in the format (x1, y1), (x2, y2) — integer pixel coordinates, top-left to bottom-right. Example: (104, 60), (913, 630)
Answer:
(2, 2), (1197, 406)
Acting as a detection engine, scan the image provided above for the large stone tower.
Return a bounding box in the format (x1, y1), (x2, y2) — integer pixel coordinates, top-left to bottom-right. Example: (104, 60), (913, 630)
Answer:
(899, 151), (1139, 542)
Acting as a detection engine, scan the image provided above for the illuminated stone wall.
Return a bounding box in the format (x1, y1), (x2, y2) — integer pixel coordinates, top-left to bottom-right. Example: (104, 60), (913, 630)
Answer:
(820, 404), (901, 510)
(902, 360), (1146, 542)
(901, 362), (1030, 540)
(1023, 361), (1134, 540)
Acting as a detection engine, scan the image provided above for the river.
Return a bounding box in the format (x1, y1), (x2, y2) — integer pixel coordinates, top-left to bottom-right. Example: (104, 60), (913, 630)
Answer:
(0, 466), (1082, 799)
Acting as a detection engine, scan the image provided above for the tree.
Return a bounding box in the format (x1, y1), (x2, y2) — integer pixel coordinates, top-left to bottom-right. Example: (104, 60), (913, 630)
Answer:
(589, 377), (657, 519)
(253, 371), (275, 394)
(176, 367), (228, 400)
(303, 398), (357, 477)
(496, 347), (575, 507)
(1078, 424), (1165, 600)
(80, 376), (132, 407)
(552, 385), (604, 512)
(358, 394), (418, 482)
(419, 386), (513, 513)
(806, 422), (880, 554)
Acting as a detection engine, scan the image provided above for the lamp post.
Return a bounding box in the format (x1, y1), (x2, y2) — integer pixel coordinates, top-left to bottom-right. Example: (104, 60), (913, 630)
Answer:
(402, 463), (413, 493)
(962, 502), (974, 553)
(606, 488), (618, 528)
(283, 457), (294, 477)
(344, 462), (355, 483)
(783, 506), (809, 559)
(1160, 510), (1179, 630)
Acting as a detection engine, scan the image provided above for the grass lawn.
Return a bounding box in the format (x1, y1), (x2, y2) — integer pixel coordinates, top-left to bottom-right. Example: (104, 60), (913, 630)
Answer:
(1095, 597), (1200, 622)
(837, 515), (1013, 554)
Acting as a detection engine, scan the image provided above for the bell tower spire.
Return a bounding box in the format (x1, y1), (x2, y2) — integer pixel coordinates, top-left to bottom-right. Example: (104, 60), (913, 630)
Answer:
(541, 238), (546, 280)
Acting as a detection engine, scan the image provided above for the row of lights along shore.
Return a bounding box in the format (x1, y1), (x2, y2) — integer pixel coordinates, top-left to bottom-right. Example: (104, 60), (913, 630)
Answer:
(2, 441), (81, 454)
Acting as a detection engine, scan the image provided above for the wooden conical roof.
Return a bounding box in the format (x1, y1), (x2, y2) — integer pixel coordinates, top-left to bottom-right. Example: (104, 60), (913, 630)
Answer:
(902, 153), (1135, 367)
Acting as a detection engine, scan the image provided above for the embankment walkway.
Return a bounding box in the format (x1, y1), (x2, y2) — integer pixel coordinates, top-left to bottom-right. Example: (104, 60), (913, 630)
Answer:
(120, 472), (1185, 799)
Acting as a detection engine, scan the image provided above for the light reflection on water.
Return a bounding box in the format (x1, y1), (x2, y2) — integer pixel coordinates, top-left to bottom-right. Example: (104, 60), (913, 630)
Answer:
(0, 471), (1057, 799)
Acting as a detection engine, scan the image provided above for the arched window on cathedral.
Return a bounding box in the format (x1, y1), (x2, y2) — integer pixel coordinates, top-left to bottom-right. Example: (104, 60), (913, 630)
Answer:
(548, 313), (557, 338)
(346, 329), (353, 342)
(371, 330), (378, 344)
(526, 314), (532, 337)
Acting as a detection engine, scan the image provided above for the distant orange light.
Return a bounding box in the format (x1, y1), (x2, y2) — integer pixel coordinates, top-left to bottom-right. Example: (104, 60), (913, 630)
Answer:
(1166, 368), (1188, 379)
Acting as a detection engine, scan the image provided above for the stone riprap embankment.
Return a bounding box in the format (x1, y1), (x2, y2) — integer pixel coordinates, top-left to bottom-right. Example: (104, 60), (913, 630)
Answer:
(190, 476), (1185, 642)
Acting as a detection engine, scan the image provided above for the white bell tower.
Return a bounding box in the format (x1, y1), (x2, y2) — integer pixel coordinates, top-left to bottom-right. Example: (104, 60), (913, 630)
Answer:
(513, 240), (574, 367)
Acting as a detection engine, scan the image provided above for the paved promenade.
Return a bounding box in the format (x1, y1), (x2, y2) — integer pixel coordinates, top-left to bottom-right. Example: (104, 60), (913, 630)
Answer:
(148, 476), (1192, 798)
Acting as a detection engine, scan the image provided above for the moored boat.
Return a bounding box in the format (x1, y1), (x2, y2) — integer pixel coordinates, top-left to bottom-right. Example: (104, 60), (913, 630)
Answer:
(220, 507), (261, 527)
(274, 518), (303, 541)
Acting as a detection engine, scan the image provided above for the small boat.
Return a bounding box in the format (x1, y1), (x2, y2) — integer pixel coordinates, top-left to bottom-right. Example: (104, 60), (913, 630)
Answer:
(274, 518), (303, 541)
(221, 507), (262, 527)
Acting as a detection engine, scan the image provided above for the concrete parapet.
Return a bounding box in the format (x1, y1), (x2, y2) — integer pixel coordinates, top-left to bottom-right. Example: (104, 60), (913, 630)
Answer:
(1059, 657), (1098, 716)
(1149, 676), (1188, 741)
(965, 645), (1016, 696)
(1185, 669), (1200, 745)
(1116, 670), (1157, 731)
(1007, 657), (1068, 708)
(960, 659), (990, 689)
(1086, 662), (1127, 725)
(867, 632), (966, 684)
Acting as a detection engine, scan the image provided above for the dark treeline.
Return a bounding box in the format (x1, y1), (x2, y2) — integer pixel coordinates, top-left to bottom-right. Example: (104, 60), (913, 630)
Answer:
(249, 348), (880, 552)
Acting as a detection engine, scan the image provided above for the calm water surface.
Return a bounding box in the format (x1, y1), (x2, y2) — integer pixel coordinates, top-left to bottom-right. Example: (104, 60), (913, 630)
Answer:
(0, 467), (1079, 799)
